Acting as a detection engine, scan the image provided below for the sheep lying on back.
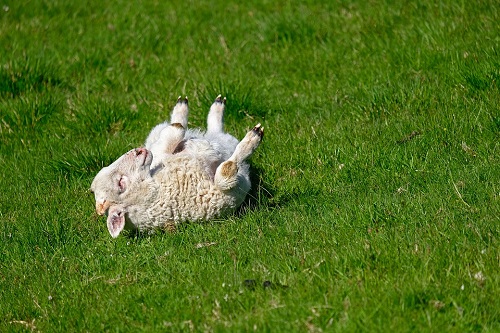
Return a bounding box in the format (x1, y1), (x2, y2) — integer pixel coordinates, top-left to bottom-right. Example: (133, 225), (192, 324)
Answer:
(90, 95), (264, 237)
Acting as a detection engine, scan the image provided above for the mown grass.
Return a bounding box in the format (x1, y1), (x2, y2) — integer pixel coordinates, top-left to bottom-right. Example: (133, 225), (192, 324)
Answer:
(1, 0), (499, 332)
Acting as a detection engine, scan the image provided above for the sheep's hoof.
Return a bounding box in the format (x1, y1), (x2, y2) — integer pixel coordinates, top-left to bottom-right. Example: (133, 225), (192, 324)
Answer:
(177, 96), (188, 104)
(252, 123), (264, 138)
(215, 94), (226, 105)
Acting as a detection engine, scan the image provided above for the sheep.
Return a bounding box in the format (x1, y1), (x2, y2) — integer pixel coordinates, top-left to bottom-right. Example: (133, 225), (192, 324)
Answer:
(90, 95), (264, 237)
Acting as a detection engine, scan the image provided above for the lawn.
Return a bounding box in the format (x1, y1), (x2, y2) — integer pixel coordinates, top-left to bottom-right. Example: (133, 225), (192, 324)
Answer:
(1, 0), (499, 331)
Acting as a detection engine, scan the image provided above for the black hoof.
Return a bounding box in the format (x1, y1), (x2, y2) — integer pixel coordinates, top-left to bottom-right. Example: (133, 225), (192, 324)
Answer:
(215, 94), (226, 104)
(252, 123), (264, 138)
(177, 96), (188, 104)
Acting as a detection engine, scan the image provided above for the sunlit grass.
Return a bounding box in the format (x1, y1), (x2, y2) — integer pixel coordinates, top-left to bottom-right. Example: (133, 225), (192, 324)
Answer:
(1, 0), (499, 331)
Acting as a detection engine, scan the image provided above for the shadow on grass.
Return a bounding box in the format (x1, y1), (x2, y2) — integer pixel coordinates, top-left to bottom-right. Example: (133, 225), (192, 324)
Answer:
(235, 165), (284, 217)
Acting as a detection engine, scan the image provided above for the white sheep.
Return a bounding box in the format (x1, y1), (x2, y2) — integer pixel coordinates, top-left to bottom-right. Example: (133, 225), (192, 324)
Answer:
(90, 95), (264, 237)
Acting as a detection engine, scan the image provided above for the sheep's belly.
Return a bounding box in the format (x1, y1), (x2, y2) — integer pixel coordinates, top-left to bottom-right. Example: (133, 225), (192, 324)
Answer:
(147, 158), (241, 227)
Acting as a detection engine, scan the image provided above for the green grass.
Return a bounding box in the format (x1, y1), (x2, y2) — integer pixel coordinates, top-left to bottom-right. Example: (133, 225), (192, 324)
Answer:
(1, 0), (499, 331)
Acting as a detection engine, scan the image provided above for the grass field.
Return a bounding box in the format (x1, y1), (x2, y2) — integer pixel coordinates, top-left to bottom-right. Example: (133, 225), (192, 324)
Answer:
(1, 0), (499, 331)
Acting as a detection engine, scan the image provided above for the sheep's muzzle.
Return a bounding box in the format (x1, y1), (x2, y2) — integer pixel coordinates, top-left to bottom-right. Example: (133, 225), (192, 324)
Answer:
(96, 200), (111, 216)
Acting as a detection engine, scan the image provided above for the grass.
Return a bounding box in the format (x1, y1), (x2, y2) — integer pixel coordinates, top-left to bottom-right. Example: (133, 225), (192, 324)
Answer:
(0, 0), (499, 331)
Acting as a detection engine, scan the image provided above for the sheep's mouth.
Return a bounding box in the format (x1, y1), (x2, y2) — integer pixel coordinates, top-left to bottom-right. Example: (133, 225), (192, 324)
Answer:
(96, 199), (111, 216)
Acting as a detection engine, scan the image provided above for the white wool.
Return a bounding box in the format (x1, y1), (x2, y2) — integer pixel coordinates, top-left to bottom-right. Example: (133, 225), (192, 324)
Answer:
(90, 96), (263, 237)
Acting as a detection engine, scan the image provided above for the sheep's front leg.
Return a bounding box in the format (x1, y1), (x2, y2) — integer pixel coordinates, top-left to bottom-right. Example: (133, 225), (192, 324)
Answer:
(149, 122), (186, 169)
(149, 98), (189, 168)
(207, 95), (226, 134)
(214, 124), (263, 190)
(144, 96), (188, 150)
(154, 123), (185, 152)
(155, 96), (189, 154)
(170, 96), (189, 129)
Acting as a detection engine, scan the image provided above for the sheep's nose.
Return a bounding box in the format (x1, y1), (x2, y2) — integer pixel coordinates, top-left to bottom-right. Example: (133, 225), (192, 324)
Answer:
(96, 200), (110, 216)
(135, 148), (147, 156)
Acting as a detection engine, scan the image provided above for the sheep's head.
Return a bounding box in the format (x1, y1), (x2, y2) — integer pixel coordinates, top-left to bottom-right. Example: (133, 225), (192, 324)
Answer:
(90, 147), (154, 237)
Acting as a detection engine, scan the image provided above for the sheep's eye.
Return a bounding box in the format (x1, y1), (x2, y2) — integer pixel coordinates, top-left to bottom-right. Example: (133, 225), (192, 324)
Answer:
(118, 176), (126, 193)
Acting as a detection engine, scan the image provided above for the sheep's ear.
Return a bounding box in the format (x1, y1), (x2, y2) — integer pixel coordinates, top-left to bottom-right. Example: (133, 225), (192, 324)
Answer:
(107, 207), (125, 238)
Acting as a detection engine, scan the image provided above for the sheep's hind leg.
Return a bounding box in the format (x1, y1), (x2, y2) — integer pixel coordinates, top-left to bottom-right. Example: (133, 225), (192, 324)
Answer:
(207, 94), (226, 134)
(214, 124), (264, 190)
